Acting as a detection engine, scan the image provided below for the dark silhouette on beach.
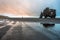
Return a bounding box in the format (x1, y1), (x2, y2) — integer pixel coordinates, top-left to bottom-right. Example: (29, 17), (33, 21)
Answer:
(39, 7), (56, 18)
(39, 7), (56, 27)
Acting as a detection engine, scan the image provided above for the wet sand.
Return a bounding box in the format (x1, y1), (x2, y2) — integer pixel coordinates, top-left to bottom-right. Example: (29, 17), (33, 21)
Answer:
(0, 21), (60, 40)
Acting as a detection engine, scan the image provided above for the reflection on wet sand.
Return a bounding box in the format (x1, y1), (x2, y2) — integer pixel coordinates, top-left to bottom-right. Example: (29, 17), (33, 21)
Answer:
(0, 20), (60, 40)
(0, 25), (11, 39)
(43, 24), (55, 27)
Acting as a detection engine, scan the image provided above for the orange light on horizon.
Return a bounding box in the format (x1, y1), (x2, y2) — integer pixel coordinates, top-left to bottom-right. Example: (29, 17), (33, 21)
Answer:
(0, 5), (33, 16)
(0, 0), (33, 17)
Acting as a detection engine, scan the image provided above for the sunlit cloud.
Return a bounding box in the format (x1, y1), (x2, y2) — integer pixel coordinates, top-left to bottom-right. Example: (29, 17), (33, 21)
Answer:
(0, 0), (59, 17)
(0, 0), (33, 17)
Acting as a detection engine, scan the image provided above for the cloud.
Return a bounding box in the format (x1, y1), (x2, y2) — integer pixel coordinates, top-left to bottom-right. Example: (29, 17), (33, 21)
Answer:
(0, 0), (32, 16)
(0, 0), (59, 16)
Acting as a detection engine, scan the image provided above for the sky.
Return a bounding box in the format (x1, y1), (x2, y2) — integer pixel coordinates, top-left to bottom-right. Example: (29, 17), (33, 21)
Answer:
(0, 0), (60, 17)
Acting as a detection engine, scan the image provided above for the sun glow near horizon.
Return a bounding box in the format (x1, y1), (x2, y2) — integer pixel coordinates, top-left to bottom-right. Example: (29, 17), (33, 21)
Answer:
(0, 0), (59, 17)
(0, 0), (33, 17)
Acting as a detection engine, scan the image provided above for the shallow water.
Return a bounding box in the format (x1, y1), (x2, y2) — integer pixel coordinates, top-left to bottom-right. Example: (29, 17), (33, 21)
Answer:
(0, 21), (60, 40)
(22, 22), (60, 39)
